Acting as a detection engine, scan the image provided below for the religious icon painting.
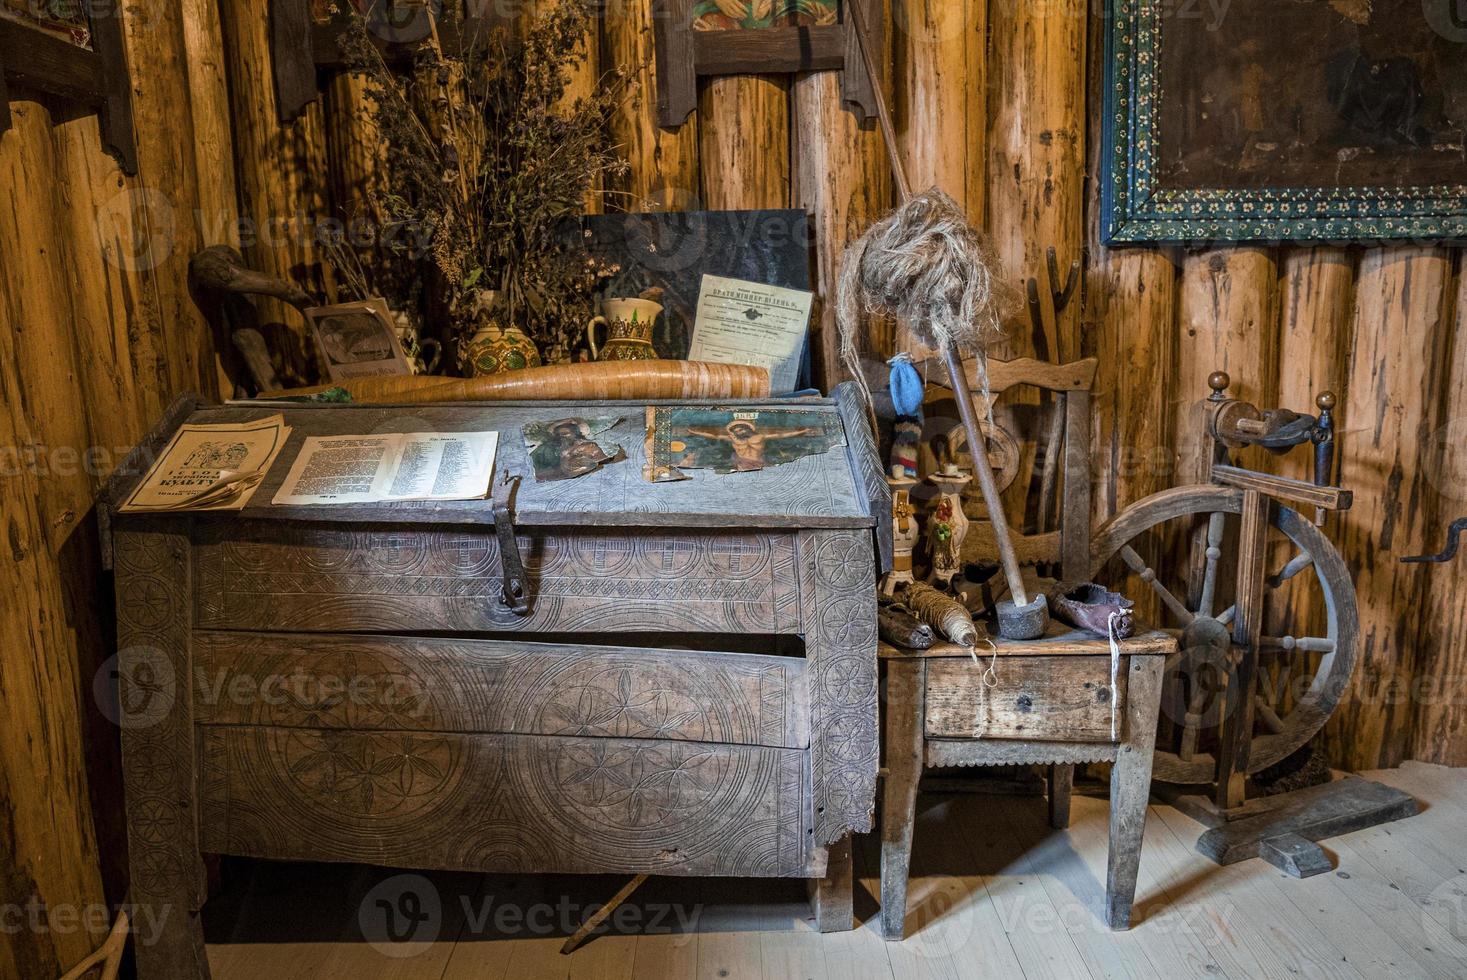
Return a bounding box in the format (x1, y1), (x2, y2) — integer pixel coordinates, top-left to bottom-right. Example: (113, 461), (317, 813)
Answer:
(522, 417), (626, 483)
(643, 406), (843, 482)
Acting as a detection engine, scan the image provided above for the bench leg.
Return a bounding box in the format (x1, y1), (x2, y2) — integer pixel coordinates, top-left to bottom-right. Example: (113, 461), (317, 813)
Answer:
(1048, 764), (1074, 829)
(880, 659), (924, 941)
(1106, 655), (1163, 930)
(810, 835), (854, 932)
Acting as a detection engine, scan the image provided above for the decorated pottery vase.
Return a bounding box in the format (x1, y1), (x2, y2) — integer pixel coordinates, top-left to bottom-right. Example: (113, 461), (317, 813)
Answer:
(461, 291), (542, 376)
(463, 320), (542, 375)
(585, 298), (662, 362)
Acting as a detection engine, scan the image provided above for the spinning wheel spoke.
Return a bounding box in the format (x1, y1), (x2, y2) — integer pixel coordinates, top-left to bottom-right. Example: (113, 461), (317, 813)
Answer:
(1254, 696), (1285, 734)
(1258, 635), (1335, 654)
(1119, 545), (1195, 626)
(1267, 551), (1315, 589)
(1197, 512), (1227, 619)
(1178, 684), (1214, 762)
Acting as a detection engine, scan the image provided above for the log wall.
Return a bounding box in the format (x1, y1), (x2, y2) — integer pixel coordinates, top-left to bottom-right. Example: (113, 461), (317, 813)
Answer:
(0, 2), (235, 975)
(1, 3), (1465, 972)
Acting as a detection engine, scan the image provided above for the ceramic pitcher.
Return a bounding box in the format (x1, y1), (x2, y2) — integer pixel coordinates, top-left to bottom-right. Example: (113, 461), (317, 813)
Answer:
(585, 298), (662, 362)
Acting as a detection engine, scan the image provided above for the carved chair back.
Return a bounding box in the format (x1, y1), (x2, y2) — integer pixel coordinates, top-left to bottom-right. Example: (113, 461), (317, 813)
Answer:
(917, 356), (1098, 583)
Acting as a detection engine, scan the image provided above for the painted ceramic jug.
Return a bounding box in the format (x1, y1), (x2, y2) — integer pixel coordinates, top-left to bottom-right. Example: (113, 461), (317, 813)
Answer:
(585, 298), (662, 362)
(461, 291), (542, 376)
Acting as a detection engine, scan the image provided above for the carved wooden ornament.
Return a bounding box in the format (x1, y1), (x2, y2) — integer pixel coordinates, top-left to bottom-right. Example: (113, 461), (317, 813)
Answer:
(651, 0), (882, 128)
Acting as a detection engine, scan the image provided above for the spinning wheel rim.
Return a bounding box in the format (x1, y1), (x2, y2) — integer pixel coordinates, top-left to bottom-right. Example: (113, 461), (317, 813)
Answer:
(1090, 485), (1358, 784)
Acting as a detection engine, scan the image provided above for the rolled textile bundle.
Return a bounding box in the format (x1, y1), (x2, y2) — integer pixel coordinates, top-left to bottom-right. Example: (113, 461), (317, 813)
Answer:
(904, 582), (979, 647)
(261, 360), (771, 403)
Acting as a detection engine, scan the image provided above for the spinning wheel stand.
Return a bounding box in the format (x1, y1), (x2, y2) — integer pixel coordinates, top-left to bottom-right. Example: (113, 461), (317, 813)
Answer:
(1093, 373), (1418, 878)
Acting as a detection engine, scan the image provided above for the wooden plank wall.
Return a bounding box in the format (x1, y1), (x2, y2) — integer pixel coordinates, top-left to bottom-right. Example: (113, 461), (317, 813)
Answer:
(1, 2), (1466, 971)
(0, 2), (236, 975)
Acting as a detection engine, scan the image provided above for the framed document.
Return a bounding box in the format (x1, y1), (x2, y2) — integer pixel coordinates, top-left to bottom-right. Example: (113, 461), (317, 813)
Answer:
(688, 275), (814, 394)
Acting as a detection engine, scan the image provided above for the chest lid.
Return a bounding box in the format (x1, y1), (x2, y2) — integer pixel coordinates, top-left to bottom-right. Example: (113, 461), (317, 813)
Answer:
(106, 383), (888, 535)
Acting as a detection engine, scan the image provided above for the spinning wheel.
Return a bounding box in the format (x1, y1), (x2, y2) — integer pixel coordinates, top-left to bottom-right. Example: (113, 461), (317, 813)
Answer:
(1077, 373), (1417, 877)
(1090, 484), (1358, 785)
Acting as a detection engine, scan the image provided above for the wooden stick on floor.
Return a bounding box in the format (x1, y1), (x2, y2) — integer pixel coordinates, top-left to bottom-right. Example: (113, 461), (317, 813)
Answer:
(559, 874), (649, 954)
(59, 907), (130, 980)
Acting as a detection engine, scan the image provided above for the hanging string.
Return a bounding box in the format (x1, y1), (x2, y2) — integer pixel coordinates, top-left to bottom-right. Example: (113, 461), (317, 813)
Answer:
(967, 636), (1000, 738)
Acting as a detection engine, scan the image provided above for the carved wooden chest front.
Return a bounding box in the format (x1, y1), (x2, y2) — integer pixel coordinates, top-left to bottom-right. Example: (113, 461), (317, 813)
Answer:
(106, 387), (888, 978)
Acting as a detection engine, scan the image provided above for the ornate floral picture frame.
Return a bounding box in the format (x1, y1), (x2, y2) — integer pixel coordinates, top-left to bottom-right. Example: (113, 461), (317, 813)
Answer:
(1101, 0), (1467, 244)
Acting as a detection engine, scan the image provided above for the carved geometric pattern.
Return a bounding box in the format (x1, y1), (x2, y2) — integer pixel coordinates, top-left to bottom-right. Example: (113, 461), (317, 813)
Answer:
(193, 633), (808, 750)
(799, 528), (880, 846)
(200, 727), (812, 878)
(834, 380), (893, 571)
(924, 741), (1122, 768)
(194, 524), (795, 635)
(115, 522), (210, 978)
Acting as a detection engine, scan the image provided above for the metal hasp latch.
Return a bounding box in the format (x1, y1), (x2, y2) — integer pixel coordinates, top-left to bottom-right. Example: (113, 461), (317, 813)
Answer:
(493, 472), (530, 615)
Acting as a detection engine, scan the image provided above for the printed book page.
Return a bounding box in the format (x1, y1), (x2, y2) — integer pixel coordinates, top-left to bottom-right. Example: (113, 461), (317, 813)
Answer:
(271, 431), (499, 505)
(120, 415), (290, 512)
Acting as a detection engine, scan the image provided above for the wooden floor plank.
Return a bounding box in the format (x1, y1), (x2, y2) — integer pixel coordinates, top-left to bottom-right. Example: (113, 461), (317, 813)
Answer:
(936, 791), (1096, 980)
(631, 931), (699, 980)
(1151, 804), (1373, 979)
(1319, 834), (1467, 978)
(992, 794), (1163, 980)
(1264, 841), (1446, 980)
(201, 766), (1467, 980)
(1377, 763), (1467, 812)
(882, 796), (1027, 980)
(697, 930), (766, 980)
(565, 932), (638, 980)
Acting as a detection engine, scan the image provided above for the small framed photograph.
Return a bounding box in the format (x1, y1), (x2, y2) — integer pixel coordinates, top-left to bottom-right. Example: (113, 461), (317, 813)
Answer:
(305, 298), (412, 381)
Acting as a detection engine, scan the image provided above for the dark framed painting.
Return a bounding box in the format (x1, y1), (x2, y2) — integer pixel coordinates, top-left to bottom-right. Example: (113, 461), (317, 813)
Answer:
(1102, 0), (1467, 244)
(271, 0), (517, 122)
(0, 0), (136, 172)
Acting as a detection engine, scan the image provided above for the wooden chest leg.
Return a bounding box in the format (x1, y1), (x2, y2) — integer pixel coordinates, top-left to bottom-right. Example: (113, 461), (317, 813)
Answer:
(115, 526), (210, 979)
(810, 835), (854, 932)
(880, 658), (924, 941)
(1106, 654), (1163, 930)
(1048, 764), (1074, 829)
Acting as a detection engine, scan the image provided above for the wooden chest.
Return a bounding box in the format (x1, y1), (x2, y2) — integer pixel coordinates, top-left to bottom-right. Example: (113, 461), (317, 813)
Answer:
(105, 386), (888, 978)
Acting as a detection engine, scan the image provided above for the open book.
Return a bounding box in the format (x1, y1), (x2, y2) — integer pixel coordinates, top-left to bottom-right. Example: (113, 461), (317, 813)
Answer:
(272, 432), (499, 505)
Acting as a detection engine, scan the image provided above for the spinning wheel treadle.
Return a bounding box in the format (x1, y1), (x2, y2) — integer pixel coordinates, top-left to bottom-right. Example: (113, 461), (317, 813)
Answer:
(1090, 485), (1358, 785)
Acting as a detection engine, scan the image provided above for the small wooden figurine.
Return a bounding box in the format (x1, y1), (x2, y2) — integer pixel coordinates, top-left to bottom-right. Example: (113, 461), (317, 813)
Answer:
(925, 462), (970, 589)
(881, 466), (920, 598)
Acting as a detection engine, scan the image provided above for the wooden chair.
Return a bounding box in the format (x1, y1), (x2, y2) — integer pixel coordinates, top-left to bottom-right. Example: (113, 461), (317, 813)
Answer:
(918, 354), (1100, 824)
(878, 356), (1177, 939)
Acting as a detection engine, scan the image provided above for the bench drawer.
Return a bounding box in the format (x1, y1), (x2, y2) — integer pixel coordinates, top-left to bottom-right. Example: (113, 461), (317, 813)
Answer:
(198, 726), (815, 877)
(924, 656), (1124, 742)
(194, 631), (809, 749)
